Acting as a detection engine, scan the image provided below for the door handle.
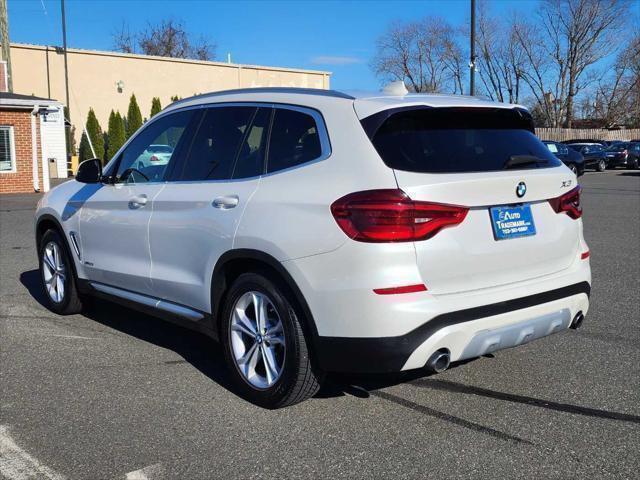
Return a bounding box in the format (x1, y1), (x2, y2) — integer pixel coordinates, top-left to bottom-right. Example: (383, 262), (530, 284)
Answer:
(129, 194), (148, 209)
(212, 195), (239, 209)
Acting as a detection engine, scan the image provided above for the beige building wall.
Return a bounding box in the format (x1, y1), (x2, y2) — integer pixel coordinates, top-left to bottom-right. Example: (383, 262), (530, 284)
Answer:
(9, 43), (331, 144)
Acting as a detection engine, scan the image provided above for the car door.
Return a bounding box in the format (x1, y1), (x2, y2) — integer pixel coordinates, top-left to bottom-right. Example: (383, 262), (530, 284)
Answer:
(148, 105), (270, 313)
(78, 109), (196, 295)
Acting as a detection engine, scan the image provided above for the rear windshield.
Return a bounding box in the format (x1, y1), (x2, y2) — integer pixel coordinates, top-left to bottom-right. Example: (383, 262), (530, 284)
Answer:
(362, 107), (562, 173)
(606, 143), (629, 152)
(148, 145), (173, 153)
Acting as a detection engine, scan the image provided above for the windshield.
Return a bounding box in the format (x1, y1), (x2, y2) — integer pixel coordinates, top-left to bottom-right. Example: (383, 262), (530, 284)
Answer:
(362, 107), (561, 173)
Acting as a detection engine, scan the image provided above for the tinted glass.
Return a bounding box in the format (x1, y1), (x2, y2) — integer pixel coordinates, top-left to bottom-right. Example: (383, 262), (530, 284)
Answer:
(114, 110), (193, 183)
(365, 107), (561, 173)
(606, 143), (630, 151)
(267, 108), (322, 173)
(233, 107), (271, 179)
(148, 145), (174, 153)
(179, 106), (256, 181)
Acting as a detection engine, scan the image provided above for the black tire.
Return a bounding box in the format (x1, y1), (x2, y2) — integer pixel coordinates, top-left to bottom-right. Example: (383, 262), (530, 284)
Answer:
(38, 229), (83, 315)
(220, 272), (322, 408)
(628, 158), (638, 170)
(597, 159), (606, 172)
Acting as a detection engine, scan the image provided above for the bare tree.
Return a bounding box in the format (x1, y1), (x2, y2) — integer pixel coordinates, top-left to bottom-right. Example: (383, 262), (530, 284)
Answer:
(112, 21), (135, 54)
(588, 35), (640, 127)
(372, 18), (465, 93)
(476, 5), (528, 103)
(513, 0), (628, 127)
(113, 19), (216, 61)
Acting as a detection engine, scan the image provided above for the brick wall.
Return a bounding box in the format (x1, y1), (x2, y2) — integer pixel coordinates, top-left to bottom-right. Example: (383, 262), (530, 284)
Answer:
(0, 108), (43, 194)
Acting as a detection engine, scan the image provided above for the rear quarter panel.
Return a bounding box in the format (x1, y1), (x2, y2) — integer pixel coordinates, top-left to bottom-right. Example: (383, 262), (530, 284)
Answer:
(235, 99), (398, 261)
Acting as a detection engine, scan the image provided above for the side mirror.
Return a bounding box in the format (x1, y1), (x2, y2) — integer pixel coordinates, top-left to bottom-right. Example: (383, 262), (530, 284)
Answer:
(76, 158), (102, 184)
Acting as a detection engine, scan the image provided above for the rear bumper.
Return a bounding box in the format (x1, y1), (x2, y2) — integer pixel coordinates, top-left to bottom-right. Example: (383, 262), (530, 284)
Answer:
(606, 156), (627, 167)
(314, 282), (590, 373)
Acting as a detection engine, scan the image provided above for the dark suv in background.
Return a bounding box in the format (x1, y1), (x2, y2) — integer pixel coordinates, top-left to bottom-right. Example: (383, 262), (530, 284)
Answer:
(566, 143), (608, 172)
(542, 140), (584, 175)
(605, 142), (640, 169)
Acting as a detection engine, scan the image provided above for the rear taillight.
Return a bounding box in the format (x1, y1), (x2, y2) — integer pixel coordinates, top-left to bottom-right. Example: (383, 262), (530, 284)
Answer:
(548, 185), (582, 219)
(330, 189), (468, 242)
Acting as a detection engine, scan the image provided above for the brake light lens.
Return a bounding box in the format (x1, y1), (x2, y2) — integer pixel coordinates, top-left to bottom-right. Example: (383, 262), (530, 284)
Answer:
(331, 189), (469, 242)
(548, 185), (582, 219)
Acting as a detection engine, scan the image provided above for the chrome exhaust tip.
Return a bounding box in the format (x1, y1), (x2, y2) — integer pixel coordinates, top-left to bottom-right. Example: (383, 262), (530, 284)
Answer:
(426, 350), (451, 373)
(570, 312), (584, 330)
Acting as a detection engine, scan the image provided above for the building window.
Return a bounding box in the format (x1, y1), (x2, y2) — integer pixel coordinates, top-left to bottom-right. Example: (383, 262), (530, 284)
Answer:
(0, 126), (16, 173)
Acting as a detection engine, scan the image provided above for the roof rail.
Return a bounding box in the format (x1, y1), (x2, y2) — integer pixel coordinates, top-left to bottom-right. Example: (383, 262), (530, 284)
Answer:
(169, 87), (355, 108)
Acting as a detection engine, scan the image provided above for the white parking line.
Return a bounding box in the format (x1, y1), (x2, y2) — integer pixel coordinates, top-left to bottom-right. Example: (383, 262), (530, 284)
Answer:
(0, 425), (66, 480)
(124, 463), (164, 480)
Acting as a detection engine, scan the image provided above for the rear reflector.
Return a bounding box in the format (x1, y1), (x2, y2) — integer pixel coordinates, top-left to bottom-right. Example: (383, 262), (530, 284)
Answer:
(581, 251), (590, 260)
(548, 185), (582, 219)
(373, 284), (427, 295)
(331, 189), (468, 242)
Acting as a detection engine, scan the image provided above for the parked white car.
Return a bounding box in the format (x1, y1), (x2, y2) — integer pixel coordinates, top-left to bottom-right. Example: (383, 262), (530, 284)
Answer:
(34, 86), (591, 408)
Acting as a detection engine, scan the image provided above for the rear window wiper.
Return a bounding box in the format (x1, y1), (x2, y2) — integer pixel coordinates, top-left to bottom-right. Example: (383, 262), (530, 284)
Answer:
(503, 155), (549, 170)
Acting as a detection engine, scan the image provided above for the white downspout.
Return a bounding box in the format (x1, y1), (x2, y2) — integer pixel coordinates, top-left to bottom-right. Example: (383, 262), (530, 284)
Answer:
(40, 110), (50, 192)
(31, 106), (40, 192)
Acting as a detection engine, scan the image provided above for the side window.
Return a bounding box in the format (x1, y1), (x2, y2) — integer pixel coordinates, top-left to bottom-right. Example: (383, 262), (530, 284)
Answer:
(114, 110), (193, 183)
(179, 106), (255, 181)
(267, 108), (322, 173)
(232, 107), (271, 179)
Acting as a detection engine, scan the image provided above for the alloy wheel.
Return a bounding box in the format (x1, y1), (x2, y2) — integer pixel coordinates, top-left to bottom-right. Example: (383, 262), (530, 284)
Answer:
(229, 291), (286, 389)
(42, 241), (66, 303)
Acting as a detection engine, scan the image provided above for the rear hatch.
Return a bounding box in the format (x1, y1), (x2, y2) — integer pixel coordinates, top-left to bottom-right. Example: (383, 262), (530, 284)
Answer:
(362, 105), (581, 294)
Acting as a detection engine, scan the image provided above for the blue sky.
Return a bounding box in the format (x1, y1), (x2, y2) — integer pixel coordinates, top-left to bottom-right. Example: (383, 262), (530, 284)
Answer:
(8, 0), (540, 90)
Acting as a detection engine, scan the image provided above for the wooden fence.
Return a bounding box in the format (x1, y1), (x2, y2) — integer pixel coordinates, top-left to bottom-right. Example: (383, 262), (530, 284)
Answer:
(535, 128), (640, 142)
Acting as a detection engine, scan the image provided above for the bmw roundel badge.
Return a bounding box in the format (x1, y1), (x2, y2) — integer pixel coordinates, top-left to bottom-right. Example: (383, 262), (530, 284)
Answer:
(516, 182), (527, 198)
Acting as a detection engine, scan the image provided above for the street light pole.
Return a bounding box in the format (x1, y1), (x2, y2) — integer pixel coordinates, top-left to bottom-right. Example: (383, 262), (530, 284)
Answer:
(469, 0), (476, 96)
(0, 0), (13, 92)
(61, 0), (70, 122)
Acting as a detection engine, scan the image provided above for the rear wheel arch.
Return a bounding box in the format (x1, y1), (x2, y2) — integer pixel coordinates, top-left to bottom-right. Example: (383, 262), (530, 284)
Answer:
(211, 249), (320, 352)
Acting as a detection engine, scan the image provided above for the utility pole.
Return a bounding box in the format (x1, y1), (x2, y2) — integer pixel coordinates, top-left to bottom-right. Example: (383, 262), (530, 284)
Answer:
(0, 0), (13, 92)
(61, 0), (70, 122)
(469, 0), (476, 96)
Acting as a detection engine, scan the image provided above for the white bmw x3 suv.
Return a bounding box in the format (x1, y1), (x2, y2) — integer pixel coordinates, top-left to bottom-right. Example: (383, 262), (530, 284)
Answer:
(35, 87), (591, 408)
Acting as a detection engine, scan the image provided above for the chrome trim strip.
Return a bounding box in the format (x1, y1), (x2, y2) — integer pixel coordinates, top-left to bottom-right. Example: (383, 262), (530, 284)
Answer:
(69, 231), (81, 259)
(156, 300), (204, 321)
(89, 282), (204, 322)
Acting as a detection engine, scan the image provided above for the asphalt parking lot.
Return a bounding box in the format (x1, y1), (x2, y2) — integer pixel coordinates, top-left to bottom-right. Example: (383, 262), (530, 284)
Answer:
(1, 170), (639, 479)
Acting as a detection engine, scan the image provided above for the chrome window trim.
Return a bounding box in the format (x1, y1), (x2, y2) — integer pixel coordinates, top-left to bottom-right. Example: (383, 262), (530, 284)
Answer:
(104, 101), (332, 184)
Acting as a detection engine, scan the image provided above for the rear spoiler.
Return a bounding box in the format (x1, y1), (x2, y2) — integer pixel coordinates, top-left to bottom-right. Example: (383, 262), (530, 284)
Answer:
(360, 106), (535, 139)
